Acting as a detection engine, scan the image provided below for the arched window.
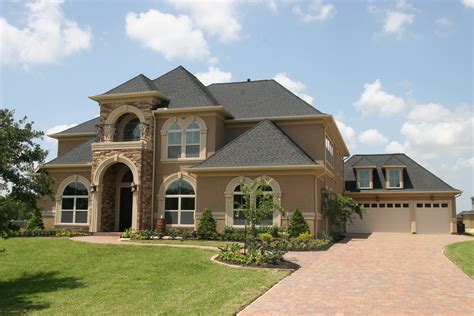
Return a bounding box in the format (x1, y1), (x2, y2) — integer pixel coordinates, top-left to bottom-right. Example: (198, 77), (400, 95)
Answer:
(233, 185), (245, 226)
(167, 123), (182, 159)
(121, 169), (133, 183)
(122, 117), (141, 141)
(256, 185), (274, 226)
(61, 182), (88, 224)
(164, 179), (195, 225)
(185, 122), (200, 158)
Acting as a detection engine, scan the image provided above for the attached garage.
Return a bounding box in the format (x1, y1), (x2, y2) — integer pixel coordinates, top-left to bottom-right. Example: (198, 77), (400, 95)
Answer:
(415, 202), (451, 234)
(347, 203), (411, 233)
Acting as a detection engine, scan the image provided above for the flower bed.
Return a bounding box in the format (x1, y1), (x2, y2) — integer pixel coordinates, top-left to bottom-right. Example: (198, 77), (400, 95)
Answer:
(3, 228), (90, 238)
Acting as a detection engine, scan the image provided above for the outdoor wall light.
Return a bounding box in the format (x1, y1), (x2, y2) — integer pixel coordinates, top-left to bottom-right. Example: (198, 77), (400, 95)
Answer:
(90, 184), (97, 193)
(130, 183), (137, 192)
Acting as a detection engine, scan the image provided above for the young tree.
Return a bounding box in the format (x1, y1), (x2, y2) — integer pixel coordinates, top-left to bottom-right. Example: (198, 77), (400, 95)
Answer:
(0, 109), (53, 232)
(321, 189), (365, 236)
(196, 208), (217, 239)
(288, 208), (310, 237)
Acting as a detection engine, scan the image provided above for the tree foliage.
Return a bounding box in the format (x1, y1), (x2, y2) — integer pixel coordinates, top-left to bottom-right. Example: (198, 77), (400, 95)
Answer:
(0, 109), (53, 231)
(196, 208), (217, 239)
(321, 189), (365, 236)
(288, 208), (310, 237)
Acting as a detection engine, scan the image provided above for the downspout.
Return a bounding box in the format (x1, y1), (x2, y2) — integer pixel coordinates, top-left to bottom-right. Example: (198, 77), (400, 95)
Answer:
(150, 113), (157, 230)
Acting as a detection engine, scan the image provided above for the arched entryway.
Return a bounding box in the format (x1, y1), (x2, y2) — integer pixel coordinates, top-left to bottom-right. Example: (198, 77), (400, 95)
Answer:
(91, 156), (140, 232)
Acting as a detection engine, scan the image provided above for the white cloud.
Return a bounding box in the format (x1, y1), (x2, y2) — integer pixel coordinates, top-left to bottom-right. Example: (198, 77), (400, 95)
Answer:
(168, 0), (241, 43)
(125, 9), (211, 62)
(0, 0), (92, 67)
(396, 0), (414, 10)
(195, 66), (232, 85)
(45, 123), (77, 142)
(336, 120), (357, 151)
(384, 11), (415, 35)
(353, 79), (407, 117)
(358, 129), (389, 146)
(407, 102), (450, 121)
(385, 141), (406, 153)
(462, 0), (474, 8)
(435, 17), (452, 29)
(456, 157), (474, 168)
(273, 72), (314, 104)
(293, 0), (336, 22)
(266, 0), (278, 13)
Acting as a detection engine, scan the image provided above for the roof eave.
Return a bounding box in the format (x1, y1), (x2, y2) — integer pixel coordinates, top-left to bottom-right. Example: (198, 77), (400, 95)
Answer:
(39, 163), (92, 170)
(153, 105), (234, 119)
(89, 91), (169, 102)
(187, 164), (321, 173)
(344, 190), (462, 195)
(47, 132), (96, 139)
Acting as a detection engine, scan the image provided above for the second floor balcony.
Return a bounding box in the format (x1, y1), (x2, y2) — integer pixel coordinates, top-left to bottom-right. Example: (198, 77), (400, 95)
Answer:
(96, 120), (149, 143)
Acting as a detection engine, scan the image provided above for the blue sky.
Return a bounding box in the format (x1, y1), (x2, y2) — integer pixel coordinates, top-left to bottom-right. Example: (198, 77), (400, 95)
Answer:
(1, 0), (473, 211)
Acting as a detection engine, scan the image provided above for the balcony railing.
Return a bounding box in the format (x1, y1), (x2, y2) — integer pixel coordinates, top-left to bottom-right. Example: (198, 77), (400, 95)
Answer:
(95, 123), (149, 142)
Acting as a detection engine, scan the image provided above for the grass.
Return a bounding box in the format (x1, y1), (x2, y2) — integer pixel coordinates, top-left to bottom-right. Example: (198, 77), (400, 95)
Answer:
(445, 240), (474, 278)
(130, 239), (241, 247)
(0, 238), (287, 315)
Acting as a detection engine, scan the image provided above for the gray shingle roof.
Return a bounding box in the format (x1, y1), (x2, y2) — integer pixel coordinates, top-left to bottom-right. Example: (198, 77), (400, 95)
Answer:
(153, 66), (219, 109)
(192, 120), (316, 169)
(353, 157), (374, 167)
(44, 138), (93, 165)
(207, 80), (323, 119)
(344, 154), (459, 192)
(104, 74), (158, 95)
(49, 117), (99, 136)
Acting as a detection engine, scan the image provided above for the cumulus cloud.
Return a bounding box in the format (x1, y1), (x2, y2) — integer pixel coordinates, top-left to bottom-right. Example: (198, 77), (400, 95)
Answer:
(384, 10), (415, 35)
(462, 0), (474, 8)
(195, 66), (232, 85)
(45, 123), (77, 142)
(336, 120), (357, 151)
(125, 9), (211, 62)
(358, 129), (389, 146)
(168, 0), (241, 43)
(353, 79), (407, 117)
(385, 141), (406, 153)
(456, 157), (474, 168)
(0, 0), (92, 67)
(293, 0), (336, 23)
(274, 72), (314, 104)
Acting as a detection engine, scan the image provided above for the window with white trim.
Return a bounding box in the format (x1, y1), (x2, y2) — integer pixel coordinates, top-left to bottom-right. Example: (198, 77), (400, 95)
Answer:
(232, 184), (274, 226)
(167, 123), (182, 159)
(257, 184), (274, 225)
(386, 168), (402, 188)
(326, 137), (334, 165)
(164, 179), (195, 225)
(185, 122), (200, 158)
(61, 182), (88, 224)
(357, 169), (372, 189)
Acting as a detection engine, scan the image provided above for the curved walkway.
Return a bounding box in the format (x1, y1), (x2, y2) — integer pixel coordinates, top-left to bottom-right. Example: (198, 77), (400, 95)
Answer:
(71, 236), (219, 251)
(240, 233), (474, 315)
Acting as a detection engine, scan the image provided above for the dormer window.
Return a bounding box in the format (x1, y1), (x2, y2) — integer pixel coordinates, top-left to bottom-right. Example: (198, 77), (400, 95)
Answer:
(356, 169), (372, 189)
(386, 168), (403, 189)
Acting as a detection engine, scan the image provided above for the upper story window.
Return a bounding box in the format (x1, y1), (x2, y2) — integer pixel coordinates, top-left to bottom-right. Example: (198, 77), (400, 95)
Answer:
(326, 137), (334, 166)
(386, 168), (403, 189)
(356, 169), (372, 189)
(122, 117), (141, 141)
(185, 122), (201, 158)
(167, 123), (182, 159)
(162, 117), (207, 161)
(61, 181), (88, 224)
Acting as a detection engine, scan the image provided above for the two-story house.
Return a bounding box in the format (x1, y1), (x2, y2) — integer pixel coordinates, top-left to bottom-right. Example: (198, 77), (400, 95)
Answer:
(38, 66), (460, 235)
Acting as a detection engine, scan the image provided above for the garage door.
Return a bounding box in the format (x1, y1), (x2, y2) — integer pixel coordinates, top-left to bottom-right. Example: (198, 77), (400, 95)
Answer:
(346, 203), (411, 233)
(415, 202), (451, 234)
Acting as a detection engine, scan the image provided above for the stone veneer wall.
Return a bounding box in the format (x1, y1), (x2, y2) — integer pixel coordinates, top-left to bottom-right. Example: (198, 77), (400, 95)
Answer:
(100, 164), (119, 231)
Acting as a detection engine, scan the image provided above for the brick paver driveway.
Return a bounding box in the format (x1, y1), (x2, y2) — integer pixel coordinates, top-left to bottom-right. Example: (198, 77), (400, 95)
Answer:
(240, 233), (474, 315)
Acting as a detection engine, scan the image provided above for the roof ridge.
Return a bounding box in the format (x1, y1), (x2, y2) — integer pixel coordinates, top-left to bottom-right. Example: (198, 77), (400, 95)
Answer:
(270, 79), (321, 114)
(103, 73), (157, 95)
(207, 79), (273, 87)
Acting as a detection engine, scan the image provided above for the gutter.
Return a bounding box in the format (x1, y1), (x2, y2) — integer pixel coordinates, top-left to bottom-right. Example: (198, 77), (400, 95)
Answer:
(38, 163), (92, 169)
(186, 164), (324, 173)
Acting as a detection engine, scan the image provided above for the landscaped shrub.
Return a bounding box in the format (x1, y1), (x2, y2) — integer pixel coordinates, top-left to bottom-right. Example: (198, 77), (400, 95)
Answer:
(218, 243), (285, 266)
(196, 208), (217, 239)
(287, 209), (309, 238)
(5, 228), (88, 238)
(26, 209), (44, 230)
(258, 232), (273, 243)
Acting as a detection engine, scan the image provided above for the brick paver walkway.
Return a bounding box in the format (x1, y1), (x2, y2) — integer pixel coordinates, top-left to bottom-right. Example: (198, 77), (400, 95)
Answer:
(240, 233), (474, 315)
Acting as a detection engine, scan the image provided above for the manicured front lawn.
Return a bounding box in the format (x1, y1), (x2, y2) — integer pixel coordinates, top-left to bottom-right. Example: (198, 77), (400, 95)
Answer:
(445, 240), (474, 278)
(0, 238), (287, 315)
(130, 239), (241, 248)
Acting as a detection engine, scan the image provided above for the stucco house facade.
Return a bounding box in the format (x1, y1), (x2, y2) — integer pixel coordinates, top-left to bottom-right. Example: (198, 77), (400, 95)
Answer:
(38, 66), (460, 235)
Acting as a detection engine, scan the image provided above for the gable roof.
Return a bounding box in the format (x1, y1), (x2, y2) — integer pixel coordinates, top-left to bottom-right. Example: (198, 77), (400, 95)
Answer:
(383, 156), (406, 166)
(153, 66), (220, 109)
(44, 138), (94, 166)
(104, 74), (158, 95)
(48, 117), (99, 137)
(192, 120), (316, 169)
(207, 79), (323, 119)
(344, 154), (459, 193)
(352, 156), (375, 167)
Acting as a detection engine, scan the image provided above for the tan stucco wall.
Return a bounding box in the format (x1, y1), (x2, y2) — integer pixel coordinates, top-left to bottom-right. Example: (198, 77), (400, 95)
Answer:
(57, 137), (93, 156)
(463, 214), (474, 228)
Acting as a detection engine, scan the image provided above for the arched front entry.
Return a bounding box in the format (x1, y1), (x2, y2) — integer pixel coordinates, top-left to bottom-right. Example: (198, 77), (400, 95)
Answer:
(90, 156), (140, 232)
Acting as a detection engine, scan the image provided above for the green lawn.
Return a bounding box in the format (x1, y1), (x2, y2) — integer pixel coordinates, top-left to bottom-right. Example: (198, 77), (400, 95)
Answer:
(0, 238), (287, 315)
(130, 239), (241, 248)
(445, 240), (474, 278)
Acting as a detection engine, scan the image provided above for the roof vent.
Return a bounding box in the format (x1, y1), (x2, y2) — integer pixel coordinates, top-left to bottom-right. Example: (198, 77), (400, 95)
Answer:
(247, 78), (251, 82)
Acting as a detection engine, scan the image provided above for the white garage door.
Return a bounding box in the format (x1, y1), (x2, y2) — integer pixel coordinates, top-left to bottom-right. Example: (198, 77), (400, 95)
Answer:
(415, 202), (451, 234)
(346, 203), (411, 233)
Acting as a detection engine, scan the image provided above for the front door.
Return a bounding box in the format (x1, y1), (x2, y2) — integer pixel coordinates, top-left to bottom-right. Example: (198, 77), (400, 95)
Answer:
(119, 187), (133, 231)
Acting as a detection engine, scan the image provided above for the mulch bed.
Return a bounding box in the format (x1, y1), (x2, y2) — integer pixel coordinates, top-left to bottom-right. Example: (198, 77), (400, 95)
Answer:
(214, 256), (300, 271)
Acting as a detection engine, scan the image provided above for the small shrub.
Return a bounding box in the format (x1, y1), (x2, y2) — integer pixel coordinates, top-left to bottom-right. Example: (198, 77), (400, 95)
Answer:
(295, 231), (313, 241)
(277, 231), (289, 240)
(196, 208), (217, 239)
(168, 229), (178, 238)
(26, 209), (44, 231)
(288, 209), (309, 238)
(223, 226), (235, 234)
(122, 228), (133, 238)
(258, 232), (274, 243)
